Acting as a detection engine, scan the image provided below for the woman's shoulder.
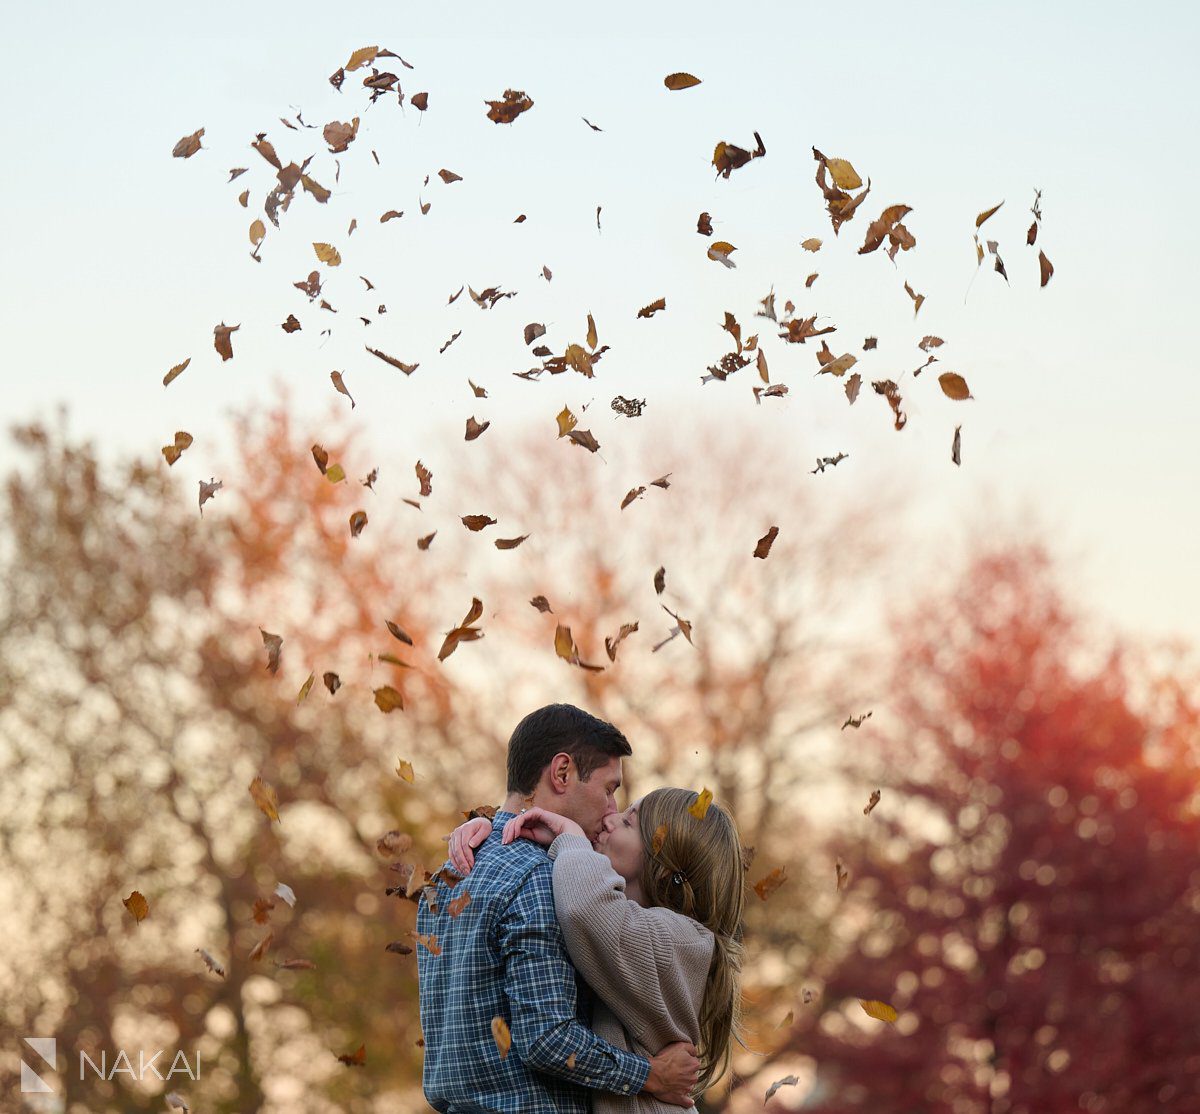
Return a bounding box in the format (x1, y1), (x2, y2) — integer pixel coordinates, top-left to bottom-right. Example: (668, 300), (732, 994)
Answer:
(642, 903), (715, 956)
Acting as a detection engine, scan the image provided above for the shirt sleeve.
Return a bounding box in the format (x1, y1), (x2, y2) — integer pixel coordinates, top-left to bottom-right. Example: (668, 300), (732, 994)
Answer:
(548, 832), (714, 1052)
(498, 859), (650, 1097)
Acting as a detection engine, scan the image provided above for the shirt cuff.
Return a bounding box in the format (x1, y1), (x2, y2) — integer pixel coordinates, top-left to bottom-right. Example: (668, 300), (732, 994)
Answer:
(547, 832), (593, 861)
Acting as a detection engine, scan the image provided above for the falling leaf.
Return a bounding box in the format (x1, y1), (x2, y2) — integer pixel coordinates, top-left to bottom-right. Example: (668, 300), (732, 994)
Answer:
(712, 131), (766, 178)
(297, 672), (316, 703)
(811, 452), (850, 474)
(524, 322), (546, 345)
(461, 515), (497, 532)
(621, 486), (647, 510)
(195, 948), (226, 978)
(198, 477), (223, 514)
(637, 297), (666, 319)
(835, 859), (850, 891)
(123, 890), (149, 923)
(495, 535), (529, 550)
(752, 866), (787, 901)
(952, 425), (962, 466)
(275, 882), (296, 906)
(162, 357), (191, 388)
(530, 595), (552, 613)
(330, 370), (355, 408)
(859, 1000), (899, 1024)
(249, 219), (266, 245)
(491, 1017), (512, 1059)
(863, 337), (878, 351)
(374, 686), (405, 713)
(696, 211), (713, 237)
(654, 566), (666, 595)
(249, 776), (280, 823)
(172, 128), (204, 159)
(1039, 250), (1054, 287)
(417, 532), (436, 550)
(765, 1076), (800, 1102)
(161, 431), (193, 466)
(380, 209), (404, 223)
(542, 265), (553, 281)
(486, 89), (534, 124)
(396, 758), (415, 783)
(864, 789), (882, 816)
(281, 314), (302, 334)
(302, 174), (330, 203)
(707, 241), (737, 268)
(439, 168), (463, 184)
(845, 374), (862, 404)
(337, 1043), (367, 1067)
(976, 201), (1004, 227)
(567, 429), (600, 453)
(938, 372), (973, 401)
(903, 281), (925, 315)
(801, 237), (823, 252)
(386, 941), (414, 956)
(805, 273), (819, 288)
(414, 461), (433, 498)
(249, 931), (274, 963)
(345, 45), (380, 71)
(439, 330), (462, 354)
(366, 346), (418, 374)
(165, 1092), (190, 1113)
(554, 624), (605, 672)
(213, 322), (240, 361)
(586, 313), (599, 350)
(664, 72), (702, 90)
(688, 788), (714, 820)
(469, 379), (488, 398)
(825, 158), (862, 190)
(465, 417), (490, 441)
(349, 510), (368, 537)
(611, 395), (646, 417)
(313, 242), (342, 267)
(275, 958), (316, 971)
(596, 205), (602, 231)
(325, 463), (346, 484)
(604, 622), (639, 662)
(842, 711), (873, 729)
(754, 526), (779, 559)
(448, 890), (473, 917)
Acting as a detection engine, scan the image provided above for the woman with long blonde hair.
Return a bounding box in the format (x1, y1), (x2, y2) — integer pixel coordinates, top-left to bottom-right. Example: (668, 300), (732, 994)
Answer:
(450, 786), (746, 1110)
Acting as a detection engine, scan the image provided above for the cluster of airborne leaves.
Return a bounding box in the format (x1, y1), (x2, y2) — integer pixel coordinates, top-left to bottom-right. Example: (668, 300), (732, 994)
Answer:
(155, 42), (1054, 1098)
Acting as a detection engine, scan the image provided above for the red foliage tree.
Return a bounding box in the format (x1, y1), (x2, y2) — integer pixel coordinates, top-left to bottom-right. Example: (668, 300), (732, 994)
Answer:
(765, 547), (1200, 1114)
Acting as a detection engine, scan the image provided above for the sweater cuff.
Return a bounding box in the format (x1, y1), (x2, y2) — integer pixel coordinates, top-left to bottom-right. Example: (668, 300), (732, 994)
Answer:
(547, 832), (593, 861)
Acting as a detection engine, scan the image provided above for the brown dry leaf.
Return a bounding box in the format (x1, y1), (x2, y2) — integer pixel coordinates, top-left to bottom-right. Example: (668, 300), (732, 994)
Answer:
(410, 91), (429, 111)
(198, 478), (223, 515)
(542, 265), (553, 282)
(162, 357), (191, 388)
(864, 789), (882, 816)
(952, 425), (962, 466)
(688, 788), (714, 820)
(621, 486), (646, 510)
(213, 322), (240, 361)
(664, 72), (702, 90)
(654, 566), (666, 595)
(801, 237), (823, 252)
(380, 209), (404, 223)
(337, 1043), (367, 1067)
(386, 620), (414, 647)
(395, 758), (415, 783)
(469, 379), (488, 398)
(417, 531), (436, 550)
(124, 890), (149, 923)
(567, 429), (600, 453)
(491, 1016), (512, 1059)
(863, 337), (878, 351)
(172, 128), (204, 159)
(586, 313), (599, 351)
(780, 315), (836, 345)
(918, 335), (944, 352)
(845, 373), (862, 404)
(524, 322), (546, 346)
(554, 624), (605, 672)
(281, 314), (302, 334)
(378, 653), (410, 669)
(859, 203), (913, 255)
(448, 890), (473, 917)
(378, 830), (414, 856)
(297, 672), (316, 703)
(976, 201), (1004, 228)
(385, 941), (414, 956)
(161, 431), (193, 466)
(752, 866), (787, 901)
(251, 134), (281, 170)
(313, 242), (342, 267)
(330, 371), (355, 408)
(604, 622), (639, 662)
(259, 629), (282, 675)
(563, 343), (595, 377)
(438, 599), (484, 661)
(805, 272), (819, 288)
(495, 535), (530, 550)
(195, 948), (226, 978)
(302, 174), (330, 203)
(756, 349), (769, 383)
(636, 297), (667, 319)
(414, 460), (433, 498)
(486, 89), (534, 124)
(812, 147), (872, 233)
(365, 346), (418, 375)
(349, 510), (368, 537)
(465, 417), (490, 441)
(872, 378), (907, 430)
(462, 515), (497, 532)
(249, 931), (274, 963)
(322, 671), (341, 696)
(238, 190), (250, 209)
(530, 595), (553, 613)
(835, 858), (850, 891)
(275, 958), (316, 971)
(410, 930), (442, 957)
(859, 1000), (899, 1024)
(249, 776), (281, 823)
(1039, 250), (1054, 287)
(439, 330), (463, 355)
(938, 372), (973, 401)
(712, 131), (765, 178)
(324, 117), (360, 153)
(438, 168), (463, 184)
(842, 711), (873, 729)
(374, 686), (405, 713)
(252, 897), (276, 924)
(765, 1076), (800, 1102)
(248, 218), (266, 245)
(811, 452), (849, 474)
(754, 526), (779, 559)
(707, 241), (737, 268)
(904, 281), (925, 315)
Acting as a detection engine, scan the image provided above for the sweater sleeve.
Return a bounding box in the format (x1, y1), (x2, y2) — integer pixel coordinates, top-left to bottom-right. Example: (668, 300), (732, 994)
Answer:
(548, 832), (714, 1053)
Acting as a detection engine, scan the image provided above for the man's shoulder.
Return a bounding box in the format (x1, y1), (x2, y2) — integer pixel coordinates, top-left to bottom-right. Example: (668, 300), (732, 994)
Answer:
(471, 830), (554, 892)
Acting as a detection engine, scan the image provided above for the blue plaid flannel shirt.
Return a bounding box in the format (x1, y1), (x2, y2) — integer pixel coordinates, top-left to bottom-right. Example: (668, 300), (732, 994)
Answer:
(417, 811), (650, 1113)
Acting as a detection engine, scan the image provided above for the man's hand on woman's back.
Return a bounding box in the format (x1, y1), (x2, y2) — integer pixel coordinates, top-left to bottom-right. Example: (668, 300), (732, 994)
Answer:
(644, 1041), (701, 1107)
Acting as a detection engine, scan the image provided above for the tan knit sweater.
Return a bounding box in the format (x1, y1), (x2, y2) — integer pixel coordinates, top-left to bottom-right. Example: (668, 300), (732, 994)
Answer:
(548, 833), (715, 1114)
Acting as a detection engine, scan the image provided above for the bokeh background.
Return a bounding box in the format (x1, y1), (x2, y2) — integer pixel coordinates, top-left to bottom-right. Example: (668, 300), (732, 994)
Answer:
(1, 3), (1198, 1112)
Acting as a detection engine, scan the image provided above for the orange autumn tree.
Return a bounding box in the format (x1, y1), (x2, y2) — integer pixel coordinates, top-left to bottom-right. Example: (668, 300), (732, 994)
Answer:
(758, 547), (1200, 1113)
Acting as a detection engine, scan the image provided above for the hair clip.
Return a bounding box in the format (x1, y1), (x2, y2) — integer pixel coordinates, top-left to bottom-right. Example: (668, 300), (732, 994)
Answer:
(671, 871), (687, 886)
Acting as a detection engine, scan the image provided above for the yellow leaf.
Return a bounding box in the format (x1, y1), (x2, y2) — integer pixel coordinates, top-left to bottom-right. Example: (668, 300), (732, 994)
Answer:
(708, 241), (736, 257)
(375, 686), (405, 713)
(249, 219), (265, 245)
(975, 201), (1004, 228)
(345, 45), (379, 71)
(554, 624), (576, 661)
(325, 463), (346, 484)
(687, 787), (713, 820)
(652, 824), (667, 854)
(801, 237), (823, 252)
(313, 242), (342, 267)
(664, 72), (702, 90)
(556, 406), (578, 438)
(396, 758), (415, 782)
(249, 776), (280, 824)
(162, 357), (191, 388)
(826, 158), (862, 190)
(491, 1017), (512, 1060)
(123, 890), (149, 923)
(297, 671), (316, 703)
(586, 313), (598, 351)
(859, 1000), (898, 1023)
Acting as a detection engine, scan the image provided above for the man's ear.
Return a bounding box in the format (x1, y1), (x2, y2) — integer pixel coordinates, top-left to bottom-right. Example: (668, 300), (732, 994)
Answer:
(546, 753), (573, 798)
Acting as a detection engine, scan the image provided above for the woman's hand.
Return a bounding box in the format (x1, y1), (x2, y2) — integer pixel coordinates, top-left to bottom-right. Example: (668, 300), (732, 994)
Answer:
(502, 807), (586, 848)
(448, 817), (494, 875)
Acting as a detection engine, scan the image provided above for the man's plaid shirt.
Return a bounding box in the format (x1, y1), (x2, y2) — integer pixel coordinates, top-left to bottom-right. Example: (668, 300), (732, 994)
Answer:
(417, 810), (650, 1113)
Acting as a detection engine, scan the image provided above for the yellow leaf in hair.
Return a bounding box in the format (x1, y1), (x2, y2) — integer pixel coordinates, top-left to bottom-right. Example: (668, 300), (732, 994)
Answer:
(687, 787), (713, 820)
(651, 824), (668, 855)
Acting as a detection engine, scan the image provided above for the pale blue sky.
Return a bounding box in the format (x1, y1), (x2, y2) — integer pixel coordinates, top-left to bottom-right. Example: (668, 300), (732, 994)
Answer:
(2, 1), (1198, 643)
